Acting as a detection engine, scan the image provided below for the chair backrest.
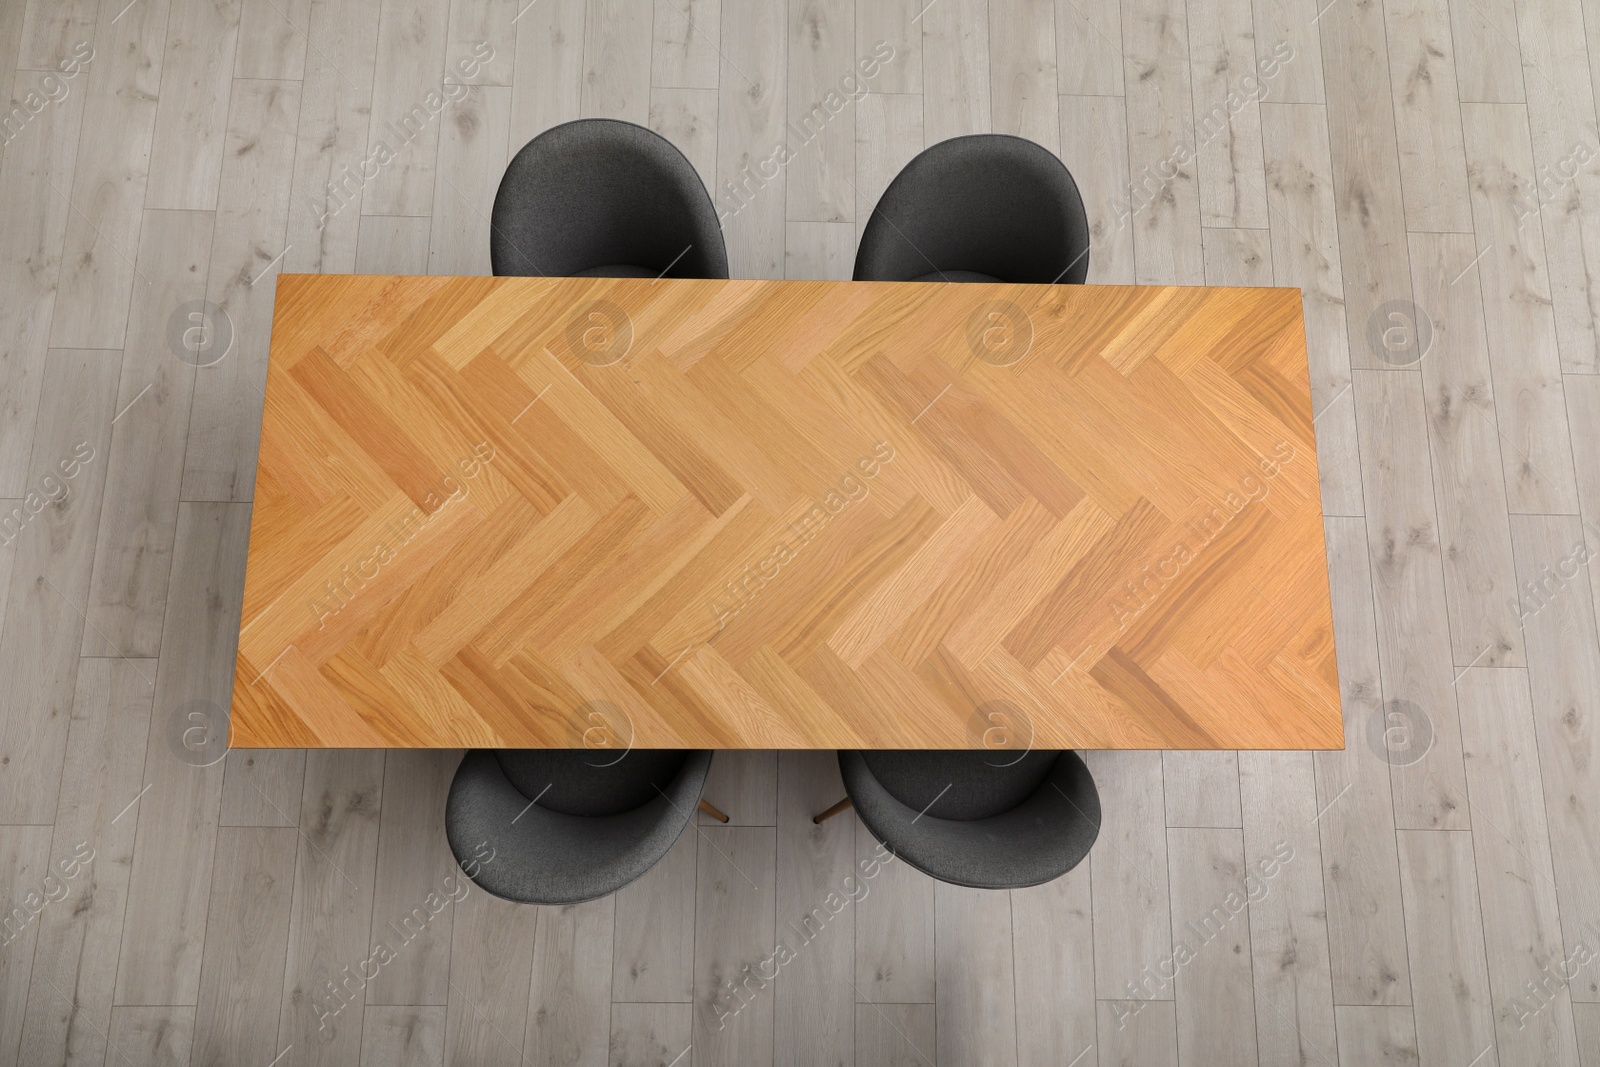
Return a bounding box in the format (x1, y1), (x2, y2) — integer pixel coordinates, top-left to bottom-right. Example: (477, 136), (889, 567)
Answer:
(854, 134), (1091, 284)
(860, 749), (1061, 820)
(494, 748), (691, 816)
(491, 118), (729, 279)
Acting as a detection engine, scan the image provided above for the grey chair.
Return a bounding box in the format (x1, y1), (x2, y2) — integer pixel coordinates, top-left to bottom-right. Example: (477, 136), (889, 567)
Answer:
(814, 750), (1100, 889)
(446, 748), (724, 904)
(491, 118), (728, 279)
(853, 134), (1091, 285)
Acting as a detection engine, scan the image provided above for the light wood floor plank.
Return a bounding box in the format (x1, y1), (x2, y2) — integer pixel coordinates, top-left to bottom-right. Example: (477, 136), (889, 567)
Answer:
(1056, 0), (1123, 96)
(1097, 997), (1178, 1067)
(1407, 230), (1524, 669)
(612, 829), (697, 1002)
(80, 208), (213, 657)
(0, 66), (86, 493)
(1516, 0), (1600, 373)
(1012, 865), (1096, 1064)
(773, 751), (854, 1066)
(854, 90), (922, 246)
(692, 825), (777, 1067)
(582, 0), (654, 125)
(1089, 750), (1173, 1001)
(1318, 0), (1414, 372)
(1250, 0), (1322, 103)
(234, 0), (312, 80)
(104, 1006), (195, 1067)
(507, 0), (586, 148)
(48, 0), (170, 351)
(855, 1001), (936, 1067)
(1457, 666), (1581, 1066)
(1512, 513), (1600, 1004)
(0, 826), (59, 1067)
(784, 220), (856, 279)
(190, 826), (297, 1067)
(699, 750), (778, 825)
(0, 350), (120, 825)
(1161, 751), (1242, 827)
(1577, 1004), (1600, 1066)
(935, 881), (1019, 1066)
(362, 1005), (446, 1067)
(1383, 0), (1473, 233)
(852, 810), (934, 1004)
(784, 0), (856, 223)
(219, 749), (306, 826)
(1060, 93), (1134, 285)
(649, 85), (719, 194)
(282, 0), (384, 275)
(15, 659), (151, 1067)
(355, 214), (434, 274)
(1167, 827), (1259, 1066)
(365, 750), (460, 1006)
(653, 0), (722, 89)
(1394, 829), (1498, 1066)
(1319, 516), (1412, 1006)
(184, 77), (303, 504)
(1458, 101), (1582, 515)
(1448, 0), (1522, 102)
(526, 898), (615, 1067)
(14, 0), (98, 72)
(857, 0), (918, 95)
(609, 1002), (692, 1066)
(428, 83), (513, 276)
(440, 885), (537, 1067)
(363, 0), (453, 216)
(273, 750), (385, 1066)
(113, 501), (251, 1005)
(1459, 102), (1580, 515)
(144, 0), (242, 212)
(1121, 0), (1204, 284)
(716, 0), (788, 278)
(988, 0), (1060, 153)
(447, 0), (517, 87)
(1351, 368), (1470, 829)
(0, 502), (16, 647)
(1200, 226), (1273, 286)
(1334, 1004), (1422, 1066)
(1188, 0), (1268, 228)
(1238, 750), (1339, 1067)
(920, 0), (990, 145)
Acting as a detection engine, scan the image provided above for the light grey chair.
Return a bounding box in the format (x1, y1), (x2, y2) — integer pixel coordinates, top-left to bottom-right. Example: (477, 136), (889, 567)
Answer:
(853, 134), (1091, 285)
(446, 749), (724, 904)
(814, 749), (1100, 889)
(490, 118), (728, 279)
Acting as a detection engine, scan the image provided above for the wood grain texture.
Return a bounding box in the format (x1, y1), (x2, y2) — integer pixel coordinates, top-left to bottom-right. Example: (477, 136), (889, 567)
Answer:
(232, 274), (1337, 750)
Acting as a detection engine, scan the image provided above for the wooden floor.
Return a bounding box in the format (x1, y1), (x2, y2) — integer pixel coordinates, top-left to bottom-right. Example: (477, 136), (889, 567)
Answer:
(2, 0), (1600, 1063)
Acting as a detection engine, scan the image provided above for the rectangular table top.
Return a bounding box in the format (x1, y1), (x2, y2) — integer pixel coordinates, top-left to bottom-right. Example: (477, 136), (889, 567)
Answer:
(231, 273), (1342, 752)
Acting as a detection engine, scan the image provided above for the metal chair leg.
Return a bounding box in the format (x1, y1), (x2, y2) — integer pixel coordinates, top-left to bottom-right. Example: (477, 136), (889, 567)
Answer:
(698, 798), (730, 823)
(812, 796), (853, 824)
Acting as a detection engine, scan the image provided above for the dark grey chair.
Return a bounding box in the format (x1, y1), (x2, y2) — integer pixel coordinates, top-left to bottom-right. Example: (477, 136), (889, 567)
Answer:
(490, 118), (728, 279)
(854, 134), (1091, 285)
(814, 750), (1100, 889)
(446, 748), (723, 904)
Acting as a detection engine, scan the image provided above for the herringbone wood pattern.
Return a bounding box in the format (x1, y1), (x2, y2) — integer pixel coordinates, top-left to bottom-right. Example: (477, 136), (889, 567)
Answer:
(234, 275), (1338, 750)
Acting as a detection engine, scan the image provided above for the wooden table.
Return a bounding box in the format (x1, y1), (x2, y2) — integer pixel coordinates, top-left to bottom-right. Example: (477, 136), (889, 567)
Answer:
(231, 274), (1342, 752)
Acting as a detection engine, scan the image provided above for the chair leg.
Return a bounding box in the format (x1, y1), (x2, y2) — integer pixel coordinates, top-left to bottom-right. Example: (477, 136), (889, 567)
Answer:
(698, 798), (730, 823)
(812, 796), (853, 824)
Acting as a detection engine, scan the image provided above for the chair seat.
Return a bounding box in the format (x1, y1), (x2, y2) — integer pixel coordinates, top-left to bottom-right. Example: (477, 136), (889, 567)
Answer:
(447, 749), (711, 904)
(909, 269), (1003, 283)
(572, 263), (660, 278)
(840, 750), (1100, 889)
